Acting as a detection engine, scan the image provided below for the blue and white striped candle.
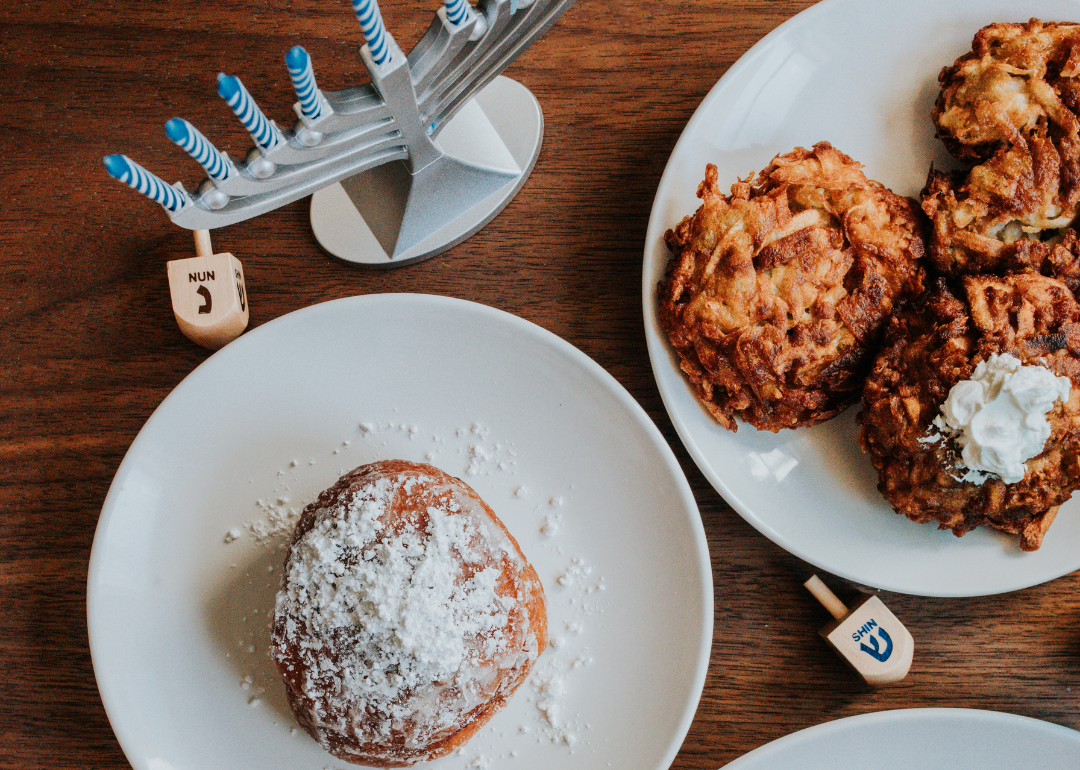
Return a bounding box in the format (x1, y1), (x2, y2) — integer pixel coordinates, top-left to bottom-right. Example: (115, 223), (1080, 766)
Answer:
(102, 154), (191, 212)
(285, 46), (324, 121)
(445, 0), (487, 37)
(217, 73), (283, 152)
(164, 118), (234, 182)
(444, 0), (476, 26)
(351, 0), (392, 66)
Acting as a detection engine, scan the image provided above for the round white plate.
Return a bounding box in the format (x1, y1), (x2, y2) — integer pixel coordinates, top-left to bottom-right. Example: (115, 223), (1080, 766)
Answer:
(88, 294), (712, 770)
(643, 0), (1080, 596)
(723, 709), (1080, 769)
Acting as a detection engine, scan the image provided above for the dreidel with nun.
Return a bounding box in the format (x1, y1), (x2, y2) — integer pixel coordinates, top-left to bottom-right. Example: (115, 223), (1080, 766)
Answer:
(804, 574), (914, 685)
(166, 230), (249, 350)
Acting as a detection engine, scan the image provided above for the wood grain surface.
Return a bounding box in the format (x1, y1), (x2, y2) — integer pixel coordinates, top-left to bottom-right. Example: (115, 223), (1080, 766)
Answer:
(3, 1), (1080, 768)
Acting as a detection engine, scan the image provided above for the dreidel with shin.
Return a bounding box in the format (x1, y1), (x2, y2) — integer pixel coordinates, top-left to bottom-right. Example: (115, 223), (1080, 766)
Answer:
(804, 574), (914, 685)
(166, 230), (249, 350)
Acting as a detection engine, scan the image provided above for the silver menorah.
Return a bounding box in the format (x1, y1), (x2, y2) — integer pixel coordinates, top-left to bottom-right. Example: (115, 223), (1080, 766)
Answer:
(104, 0), (575, 266)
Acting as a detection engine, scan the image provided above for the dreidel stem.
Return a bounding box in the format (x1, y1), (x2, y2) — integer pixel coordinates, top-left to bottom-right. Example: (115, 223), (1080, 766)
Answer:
(804, 574), (848, 621)
(194, 229), (214, 258)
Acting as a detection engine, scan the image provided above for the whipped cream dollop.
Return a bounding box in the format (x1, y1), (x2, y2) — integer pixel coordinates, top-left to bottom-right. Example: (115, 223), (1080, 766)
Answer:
(930, 353), (1071, 484)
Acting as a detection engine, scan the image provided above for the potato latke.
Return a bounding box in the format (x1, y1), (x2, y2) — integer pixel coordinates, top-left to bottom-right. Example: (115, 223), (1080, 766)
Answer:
(658, 142), (926, 432)
(858, 273), (1080, 550)
(924, 19), (1080, 278)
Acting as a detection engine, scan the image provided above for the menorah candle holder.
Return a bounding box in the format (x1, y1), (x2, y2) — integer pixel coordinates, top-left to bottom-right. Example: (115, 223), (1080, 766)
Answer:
(105, 0), (575, 266)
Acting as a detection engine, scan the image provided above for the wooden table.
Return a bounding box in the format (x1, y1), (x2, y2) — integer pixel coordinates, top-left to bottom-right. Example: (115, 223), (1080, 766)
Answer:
(4, 0), (1080, 768)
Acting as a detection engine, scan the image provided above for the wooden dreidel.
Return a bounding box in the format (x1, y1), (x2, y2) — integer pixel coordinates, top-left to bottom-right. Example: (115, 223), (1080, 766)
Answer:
(804, 575), (913, 685)
(166, 230), (248, 350)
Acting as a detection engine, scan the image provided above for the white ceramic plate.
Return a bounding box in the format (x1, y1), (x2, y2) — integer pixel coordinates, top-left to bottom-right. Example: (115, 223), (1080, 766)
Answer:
(643, 0), (1080, 596)
(88, 294), (712, 770)
(722, 709), (1080, 769)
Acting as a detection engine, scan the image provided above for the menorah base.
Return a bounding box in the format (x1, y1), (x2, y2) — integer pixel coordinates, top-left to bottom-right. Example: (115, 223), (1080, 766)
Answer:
(309, 75), (543, 267)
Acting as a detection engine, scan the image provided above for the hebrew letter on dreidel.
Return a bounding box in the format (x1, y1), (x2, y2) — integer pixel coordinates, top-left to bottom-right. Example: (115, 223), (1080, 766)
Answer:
(166, 230), (249, 350)
(860, 626), (893, 661)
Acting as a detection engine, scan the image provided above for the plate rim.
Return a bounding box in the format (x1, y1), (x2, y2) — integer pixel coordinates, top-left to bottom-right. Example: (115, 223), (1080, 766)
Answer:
(722, 707), (1080, 768)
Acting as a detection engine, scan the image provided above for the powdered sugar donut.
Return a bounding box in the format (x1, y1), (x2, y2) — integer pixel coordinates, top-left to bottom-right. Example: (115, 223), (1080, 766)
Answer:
(270, 460), (547, 766)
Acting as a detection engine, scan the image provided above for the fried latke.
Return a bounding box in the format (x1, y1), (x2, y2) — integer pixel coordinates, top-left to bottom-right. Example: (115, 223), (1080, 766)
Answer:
(922, 141), (1080, 276)
(924, 19), (1080, 277)
(933, 19), (1080, 163)
(858, 273), (1080, 550)
(657, 142), (927, 432)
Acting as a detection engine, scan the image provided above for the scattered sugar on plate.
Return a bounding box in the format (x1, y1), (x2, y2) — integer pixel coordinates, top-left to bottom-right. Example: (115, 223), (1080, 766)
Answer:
(221, 417), (602, 763)
(540, 513), (561, 537)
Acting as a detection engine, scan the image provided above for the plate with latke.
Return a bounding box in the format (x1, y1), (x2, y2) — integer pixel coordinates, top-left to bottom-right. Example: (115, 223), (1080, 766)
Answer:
(643, 0), (1080, 596)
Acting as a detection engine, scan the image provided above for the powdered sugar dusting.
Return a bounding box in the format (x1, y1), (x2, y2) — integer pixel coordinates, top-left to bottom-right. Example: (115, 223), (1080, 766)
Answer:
(519, 552), (601, 748)
(280, 476), (512, 688)
(246, 496), (302, 544)
(271, 464), (542, 759)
